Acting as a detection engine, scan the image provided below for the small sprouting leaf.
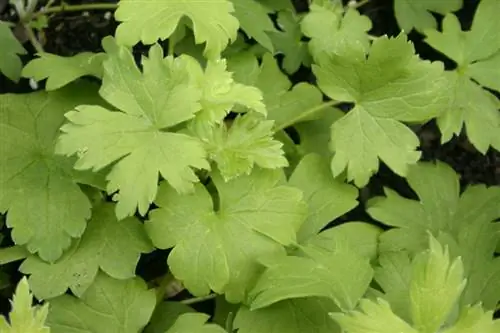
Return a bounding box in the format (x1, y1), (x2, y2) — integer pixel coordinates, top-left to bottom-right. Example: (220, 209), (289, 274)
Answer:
(0, 83), (102, 262)
(249, 246), (373, 311)
(235, 298), (339, 333)
(394, 0), (463, 32)
(301, 4), (371, 60)
(115, 0), (239, 59)
(313, 34), (448, 187)
(165, 313), (226, 333)
(22, 52), (106, 91)
(145, 168), (307, 303)
(288, 153), (359, 241)
(0, 21), (27, 82)
(56, 38), (210, 219)
(47, 273), (156, 333)
(0, 277), (50, 333)
(192, 113), (288, 180)
(20, 203), (153, 300)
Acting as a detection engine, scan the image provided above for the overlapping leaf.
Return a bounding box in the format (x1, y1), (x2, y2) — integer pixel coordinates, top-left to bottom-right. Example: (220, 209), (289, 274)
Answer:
(145, 168), (307, 303)
(164, 313), (226, 333)
(313, 34), (448, 186)
(424, 0), (500, 152)
(56, 38), (210, 219)
(367, 161), (500, 311)
(0, 278), (50, 333)
(22, 52), (106, 91)
(0, 83), (102, 262)
(0, 21), (26, 82)
(394, 0), (463, 32)
(47, 273), (156, 333)
(20, 203), (153, 300)
(115, 0), (239, 59)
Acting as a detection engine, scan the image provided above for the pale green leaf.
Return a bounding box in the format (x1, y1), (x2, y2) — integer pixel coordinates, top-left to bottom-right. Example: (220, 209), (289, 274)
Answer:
(47, 273), (156, 333)
(394, 0), (462, 32)
(314, 33), (447, 187)
(192, 113), (288, 180)
(301, 4), (371, 60)
(115, 0), (239, 59)
(234, 298), (340, 333)
(165, 313), (226, 333)
(55, 39), (210, 219)
(0, 277), (50, 333)
(288, 153), (359, 241)
(442, 304), (499, 333)
(22, 52), (106, 91)
(231, 0), (276, 51)
(331, 298), (417, 333)
(144, 302), (195, 333)
(409, 236), (466, 333)
(249, 246), (373, 311)
(0, 84), (101, 262)
(145, 168), (307, 303)
(20, 203), (153, 300)
(464, 0), (500, 62)
(0, 21), (26, 82)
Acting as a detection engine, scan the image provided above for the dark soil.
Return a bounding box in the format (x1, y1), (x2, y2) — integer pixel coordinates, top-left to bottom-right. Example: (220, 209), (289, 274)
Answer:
(0, 0), (498, 319)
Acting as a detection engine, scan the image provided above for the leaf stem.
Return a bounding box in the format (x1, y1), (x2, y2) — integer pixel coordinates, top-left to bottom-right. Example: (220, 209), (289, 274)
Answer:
(23, 23), (44, 53)
(30, 2), (118, 20)
(348, 0), (371, 9)
(180, 293), (217, 305)
(273, 99), (341, 132)
(0, 246), (30, 265)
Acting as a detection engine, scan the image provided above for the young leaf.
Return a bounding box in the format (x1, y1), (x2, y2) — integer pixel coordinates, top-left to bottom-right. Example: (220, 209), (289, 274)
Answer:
(441, 304), (499, 333)
(301, 4), (371, 60)
(145, 168), (307, 303)
(424, 1), (500, 152)
(47, 273), (156, 333)
(331, 298), (417, 333)
(269, 9), (311, 74)
(0, 21), (27, 82)
(22, 52), (106, 91)
(288, 153), (359, 241)
(164, 313), (226, 333)
(20, 203), (153, 300)
(235, 298), (340, 333)
(0, 277), (50, 333)
(313, 34), (448, 187)
(0, 83), (102, 262)
(249, 246), (373, 311)
(144, 302), (195, 333)
(231, 0), (277, 52)
(114, 0), (239, 59)
(394, 0), (463, 32)
(192, 113), (288, 180)
(56, 38), (210, 219)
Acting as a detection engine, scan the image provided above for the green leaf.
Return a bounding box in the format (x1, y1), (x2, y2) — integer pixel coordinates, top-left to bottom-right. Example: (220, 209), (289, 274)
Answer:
(55, 38), (210, 219)
(0, 84), (102, 262)
(424, 2), (500, 152)
(144, 302), (195, 333)
(409, 236), (466, 333)
(22, 52), (106, 91)
(441, 304), (499, 333)
(145, 168), (307, 303)
(231, 0), (277, 52)
(234, 298), (340, 333)
(47, 273), (156, 333)
(164, 313), (226, 333)
(314, 34), (448, 187)
(249, 246), (373, 311)
(0, 277), (50, 333)
(192, 113), (288, 180)
(115, 0), (239, 59)
(269, 9), (311, 74)
(394, 0), (462, 32)
(20, 203), (153, 300)
(367, 161), (500, 311)
(0, 21), (26, 82)
(288, 153), (359, 241)
(331, 298), (417, 333)
(301, 4), (371, 60)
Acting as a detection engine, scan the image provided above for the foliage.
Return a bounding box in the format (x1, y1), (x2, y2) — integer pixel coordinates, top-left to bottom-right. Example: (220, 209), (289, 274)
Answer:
(0, 0), (498, 332)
